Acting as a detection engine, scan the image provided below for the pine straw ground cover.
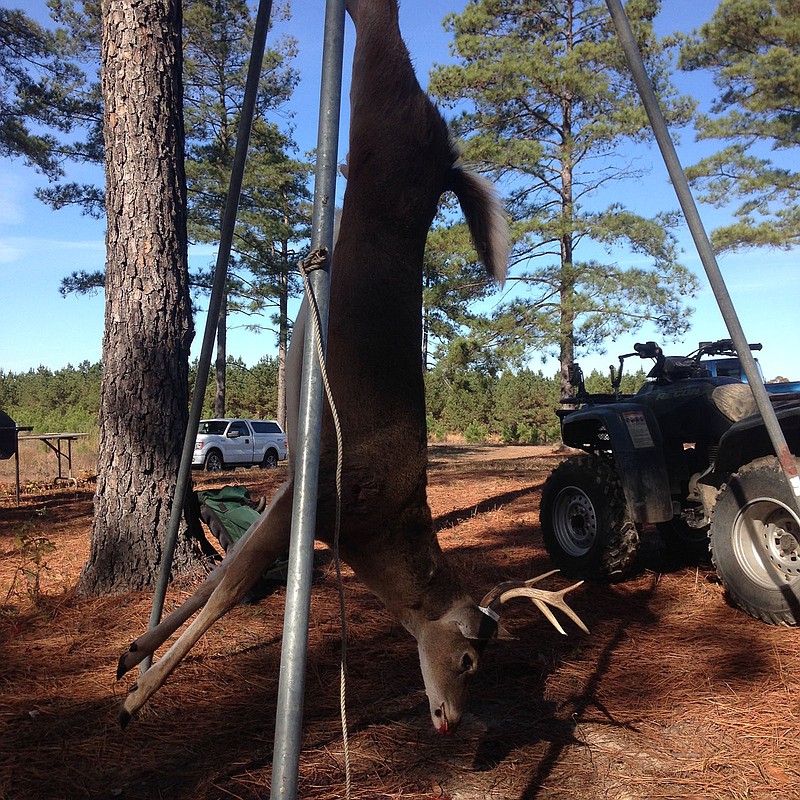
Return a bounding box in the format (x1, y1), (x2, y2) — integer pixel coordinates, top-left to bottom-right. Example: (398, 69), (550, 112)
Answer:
(1, 445), (799, 800)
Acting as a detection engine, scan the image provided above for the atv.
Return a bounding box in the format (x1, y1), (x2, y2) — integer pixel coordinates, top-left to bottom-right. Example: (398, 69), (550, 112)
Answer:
(540, 339), (800, 625)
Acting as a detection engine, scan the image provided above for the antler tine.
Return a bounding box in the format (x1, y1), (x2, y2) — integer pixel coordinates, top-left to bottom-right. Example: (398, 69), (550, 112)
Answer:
(496, 582), (589, 635)
(480, 571), (589, 636)
(479, 569), (561, 610)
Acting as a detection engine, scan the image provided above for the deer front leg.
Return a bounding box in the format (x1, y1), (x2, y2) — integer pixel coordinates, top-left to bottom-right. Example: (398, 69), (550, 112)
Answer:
(118, 480), (294, 726)
(117, 574), (221, 679)
(117, 481), (293, 677)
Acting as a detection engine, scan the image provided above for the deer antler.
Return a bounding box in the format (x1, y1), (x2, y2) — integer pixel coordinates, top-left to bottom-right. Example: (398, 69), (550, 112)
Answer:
(480, 570), (589, 636)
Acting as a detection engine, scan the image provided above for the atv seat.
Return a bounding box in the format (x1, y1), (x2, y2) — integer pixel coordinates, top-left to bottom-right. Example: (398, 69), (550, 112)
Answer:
(660, 356), (711, 381)
(712, 384), (758, 422)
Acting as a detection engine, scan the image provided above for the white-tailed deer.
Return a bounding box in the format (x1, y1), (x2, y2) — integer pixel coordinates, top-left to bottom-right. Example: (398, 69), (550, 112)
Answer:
(117, 0), (586, 734)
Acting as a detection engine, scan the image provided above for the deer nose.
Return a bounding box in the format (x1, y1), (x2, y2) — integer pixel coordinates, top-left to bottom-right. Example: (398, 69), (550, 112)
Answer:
(434, 703), (452, 735)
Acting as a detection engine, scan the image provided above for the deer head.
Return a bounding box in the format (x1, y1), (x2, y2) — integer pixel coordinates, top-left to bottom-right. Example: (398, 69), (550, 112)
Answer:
(409, 573), (587, 734)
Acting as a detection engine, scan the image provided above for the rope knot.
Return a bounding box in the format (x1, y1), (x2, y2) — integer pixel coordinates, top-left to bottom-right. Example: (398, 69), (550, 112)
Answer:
(299, 247), (330, 275)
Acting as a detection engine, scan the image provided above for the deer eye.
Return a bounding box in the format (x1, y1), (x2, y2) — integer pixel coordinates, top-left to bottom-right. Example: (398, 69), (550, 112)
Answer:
(460, 653), (474, 673)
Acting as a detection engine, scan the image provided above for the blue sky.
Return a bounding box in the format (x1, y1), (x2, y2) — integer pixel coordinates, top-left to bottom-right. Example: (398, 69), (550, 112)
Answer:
(1, 0), (797, 381)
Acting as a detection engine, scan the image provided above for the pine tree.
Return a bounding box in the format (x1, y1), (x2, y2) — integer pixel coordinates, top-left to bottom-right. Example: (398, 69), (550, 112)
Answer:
(680, 0), (799, 251)
(422, 211), (501, 369)
(0, 5), (95, 181)
(183, 0), (311, 418)
(50, 0), (312, 420)
(79, 0), (199, 594)
(429, 0), (699, 393)
(28, 0), (105, 217)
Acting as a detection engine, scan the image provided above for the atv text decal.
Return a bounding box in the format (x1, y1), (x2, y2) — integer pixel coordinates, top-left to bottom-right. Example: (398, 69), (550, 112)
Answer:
(654, 387), (705, 402)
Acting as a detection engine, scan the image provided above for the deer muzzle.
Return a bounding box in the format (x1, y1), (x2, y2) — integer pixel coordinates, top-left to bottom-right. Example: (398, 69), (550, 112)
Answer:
(434, 702), (453, 735)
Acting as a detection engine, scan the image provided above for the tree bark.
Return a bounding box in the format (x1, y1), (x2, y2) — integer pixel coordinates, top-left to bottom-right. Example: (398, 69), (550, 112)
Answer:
(559, 87), (575, 399)
(79, 0), (200, 594)
(276, 236), (289, 430)
(214, 293), (227, 417)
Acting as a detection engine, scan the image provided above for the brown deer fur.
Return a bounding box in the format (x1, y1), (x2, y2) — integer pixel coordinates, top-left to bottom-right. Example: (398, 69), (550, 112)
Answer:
(118, 0), (509, 734)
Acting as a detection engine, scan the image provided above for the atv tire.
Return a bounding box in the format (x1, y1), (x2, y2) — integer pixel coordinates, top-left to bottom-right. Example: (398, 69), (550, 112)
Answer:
(710, 456), (800, 626)
(540, 454), (639, 581)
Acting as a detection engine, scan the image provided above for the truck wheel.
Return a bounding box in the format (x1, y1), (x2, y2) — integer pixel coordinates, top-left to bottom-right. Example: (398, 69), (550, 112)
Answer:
(710, 456), (800, 626)
(540, 455), (639, 581)
(261, 449), (279, 469)
(204, 449), (224, 472)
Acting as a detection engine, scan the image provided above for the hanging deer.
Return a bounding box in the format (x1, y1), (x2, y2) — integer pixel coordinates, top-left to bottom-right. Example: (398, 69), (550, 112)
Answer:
(117, 0), (587, 734)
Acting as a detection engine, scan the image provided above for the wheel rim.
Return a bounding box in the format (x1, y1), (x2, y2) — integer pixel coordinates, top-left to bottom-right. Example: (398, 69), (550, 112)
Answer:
(731, 497), (800, 590)
(551, 485), (598, 557)
(207, 454), (222, 471)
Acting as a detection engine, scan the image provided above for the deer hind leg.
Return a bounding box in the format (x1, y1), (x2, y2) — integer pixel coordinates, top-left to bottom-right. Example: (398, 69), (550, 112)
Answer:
(347, 0), (409, 93)
(118, 480), (295, 726)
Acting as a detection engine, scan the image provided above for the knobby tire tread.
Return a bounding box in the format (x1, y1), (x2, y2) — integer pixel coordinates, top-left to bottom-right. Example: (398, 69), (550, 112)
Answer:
(541, 454), (639, 582)
(710, 456), (800, 626)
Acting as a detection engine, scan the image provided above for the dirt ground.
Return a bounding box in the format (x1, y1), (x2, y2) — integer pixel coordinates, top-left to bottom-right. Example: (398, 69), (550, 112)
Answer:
(1, 444), (799, 800)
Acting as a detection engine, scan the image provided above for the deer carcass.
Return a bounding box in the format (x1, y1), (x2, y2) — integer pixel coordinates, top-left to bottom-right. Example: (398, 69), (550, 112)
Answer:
(117, 0), (586, 734)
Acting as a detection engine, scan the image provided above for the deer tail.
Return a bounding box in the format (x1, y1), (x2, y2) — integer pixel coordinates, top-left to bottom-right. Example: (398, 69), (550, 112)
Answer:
(448, 164), (509, 286)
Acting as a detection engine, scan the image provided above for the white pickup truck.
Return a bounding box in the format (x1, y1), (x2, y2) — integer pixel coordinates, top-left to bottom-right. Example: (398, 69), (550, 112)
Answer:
(192, 418), (288, 471)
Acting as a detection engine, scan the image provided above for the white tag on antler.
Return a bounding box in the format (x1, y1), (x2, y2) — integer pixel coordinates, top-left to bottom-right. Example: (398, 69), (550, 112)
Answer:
(478, 605), (500, 622)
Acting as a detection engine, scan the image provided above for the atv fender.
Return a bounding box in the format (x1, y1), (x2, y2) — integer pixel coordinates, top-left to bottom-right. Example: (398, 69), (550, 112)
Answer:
(562, 403), (673, 524)
(715, 403), (800, 476)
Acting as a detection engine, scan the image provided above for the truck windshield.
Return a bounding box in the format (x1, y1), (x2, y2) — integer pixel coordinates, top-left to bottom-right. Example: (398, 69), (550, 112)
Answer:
(198, 421), (228, 435)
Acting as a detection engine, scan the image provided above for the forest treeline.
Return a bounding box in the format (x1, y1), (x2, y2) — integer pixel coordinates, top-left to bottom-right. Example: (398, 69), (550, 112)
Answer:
(0, 358), (648, 446)
(6, 0), (797, 422)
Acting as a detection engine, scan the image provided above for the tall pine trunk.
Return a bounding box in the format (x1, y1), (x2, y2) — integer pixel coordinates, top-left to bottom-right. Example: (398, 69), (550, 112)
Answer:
(276, 254), (289, 431)
(214, 294), (227, 417)
(559, 95), (576, 399)
(80, 0), (200, 594)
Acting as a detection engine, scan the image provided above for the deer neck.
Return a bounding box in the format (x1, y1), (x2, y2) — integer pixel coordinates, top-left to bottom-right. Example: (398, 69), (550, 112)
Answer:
(341, 501), (471, 633)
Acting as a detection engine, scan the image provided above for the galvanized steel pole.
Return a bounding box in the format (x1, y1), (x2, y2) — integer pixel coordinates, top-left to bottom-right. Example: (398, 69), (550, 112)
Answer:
(605, 0), (800, 497)
(270, 0), (346, 796)
(143, 0), (275, 672)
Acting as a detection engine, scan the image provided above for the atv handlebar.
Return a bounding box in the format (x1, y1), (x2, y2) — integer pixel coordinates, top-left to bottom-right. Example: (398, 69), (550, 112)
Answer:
(695, 339), (762, 358)
(564, 338), (764, 402)
(631, 338), (764, 384)
(631, 339), (761, 361)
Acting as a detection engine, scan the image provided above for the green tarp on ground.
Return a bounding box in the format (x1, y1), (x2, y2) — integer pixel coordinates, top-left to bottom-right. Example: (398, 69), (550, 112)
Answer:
(197, 485), (262, 543)
(197, 485), (288, 596)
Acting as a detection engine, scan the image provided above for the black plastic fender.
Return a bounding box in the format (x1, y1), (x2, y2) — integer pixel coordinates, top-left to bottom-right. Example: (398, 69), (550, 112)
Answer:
(561, 403), (673, 524)
(715, 403), (800, 477)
